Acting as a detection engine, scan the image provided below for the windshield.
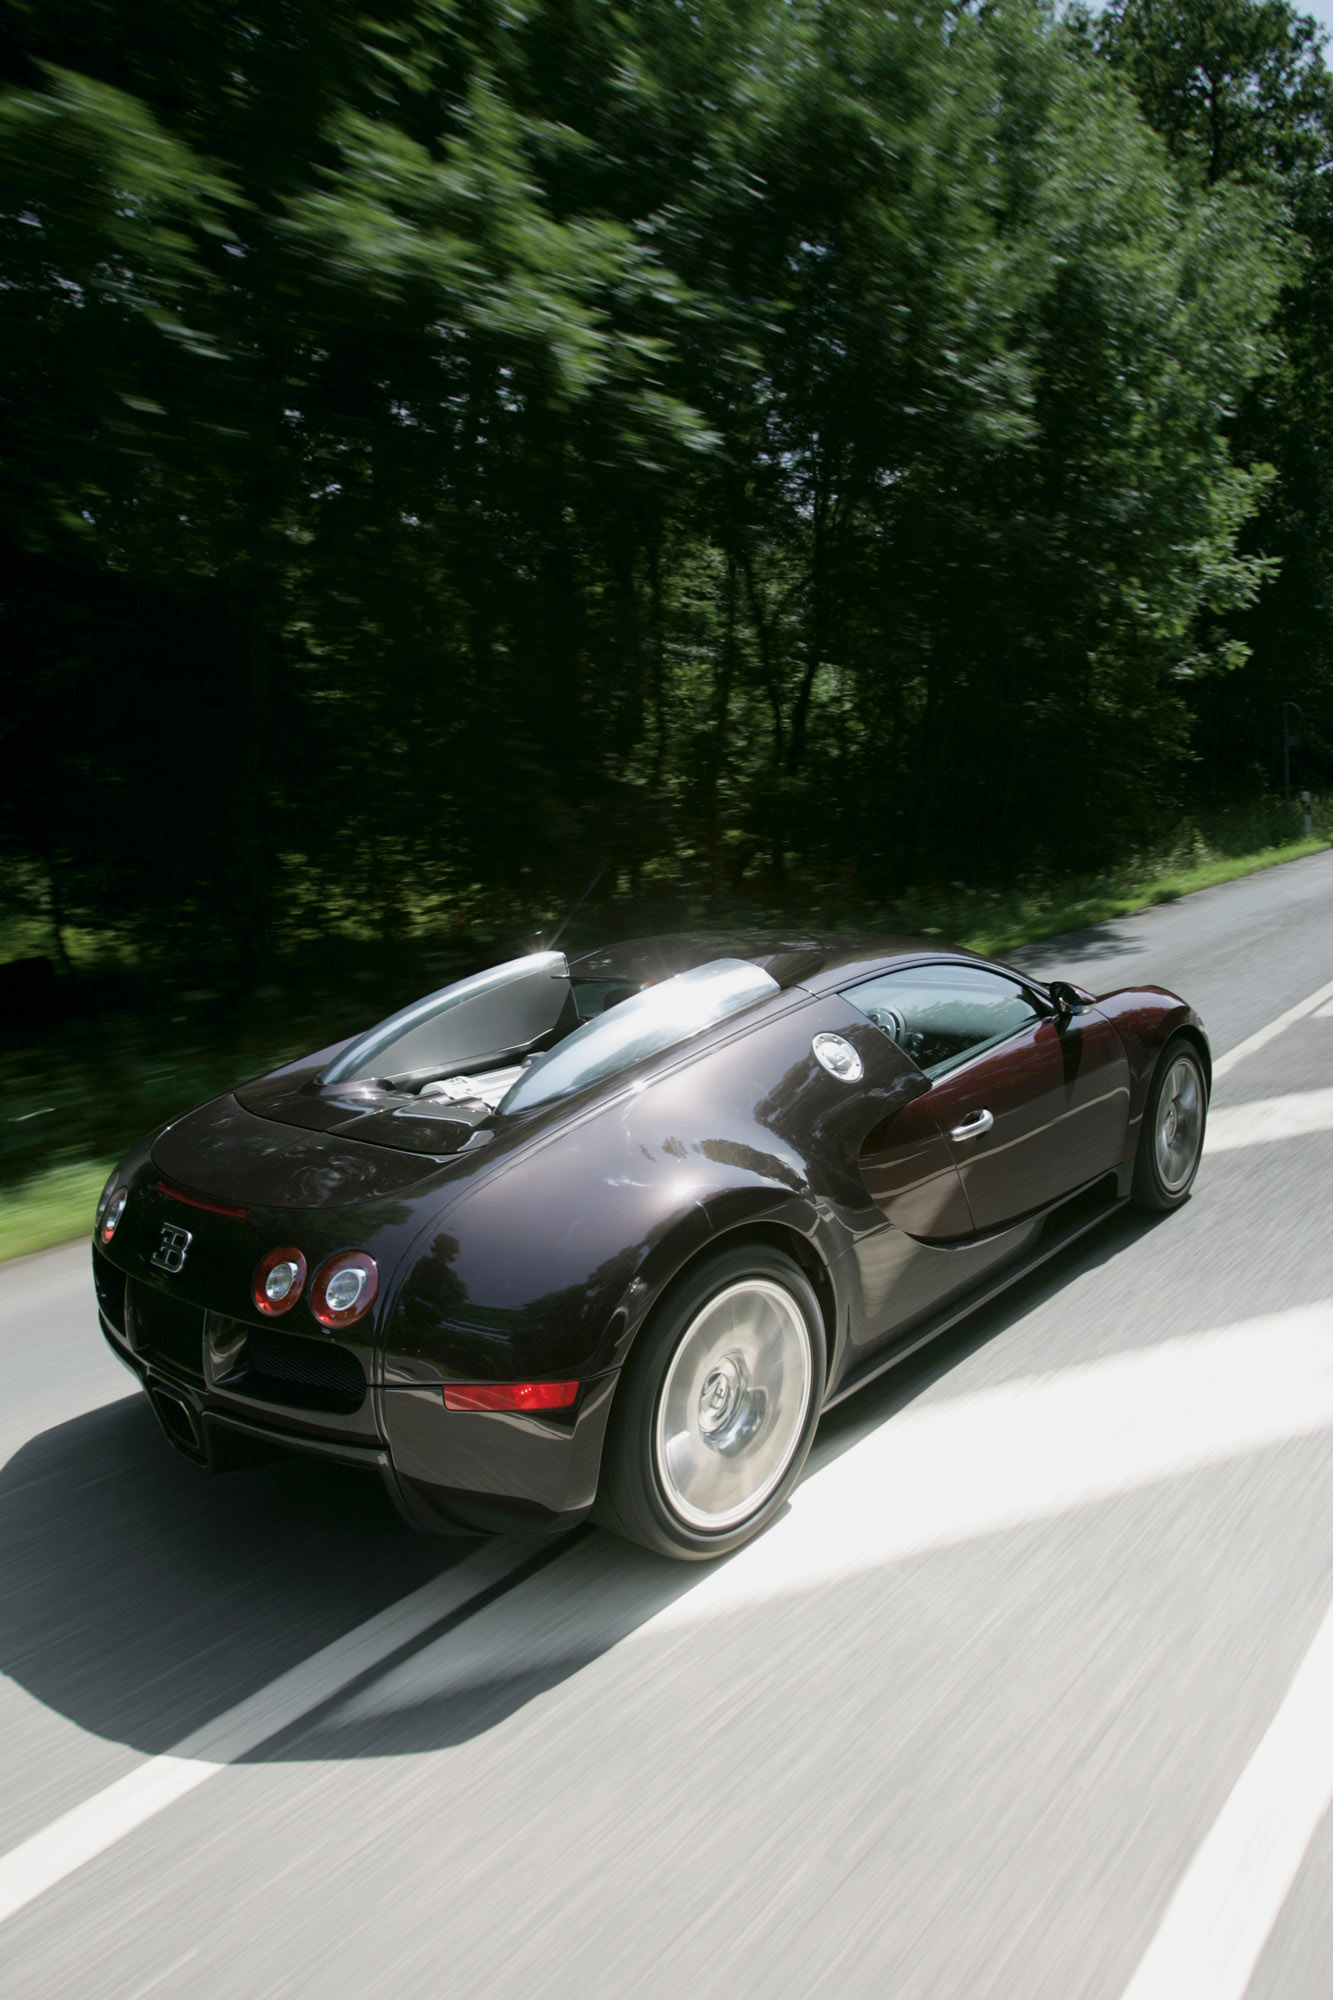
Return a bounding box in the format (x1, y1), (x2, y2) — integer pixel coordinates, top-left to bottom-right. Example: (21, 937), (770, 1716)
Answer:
(499, 958), (780, 1115)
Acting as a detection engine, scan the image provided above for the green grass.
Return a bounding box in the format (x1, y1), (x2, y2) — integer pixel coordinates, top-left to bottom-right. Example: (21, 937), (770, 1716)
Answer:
(944, 834), (1330, 959)
(0, 1161), (112, 1263)
(1, 821), (1328, 1263)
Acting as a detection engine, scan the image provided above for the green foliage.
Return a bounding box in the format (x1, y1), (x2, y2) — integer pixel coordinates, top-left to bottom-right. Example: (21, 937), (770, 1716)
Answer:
(0, 1162), (112, 1263)
(1098, 0), (1331, 184)
(1100, 0), (1333, 808)
(0, 0), (1328, 966)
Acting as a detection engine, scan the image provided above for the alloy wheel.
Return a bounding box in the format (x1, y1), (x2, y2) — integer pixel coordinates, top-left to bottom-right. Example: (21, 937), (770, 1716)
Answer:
(654, 1278), (814, 1531)
(1154, 1053), (1205, 1193)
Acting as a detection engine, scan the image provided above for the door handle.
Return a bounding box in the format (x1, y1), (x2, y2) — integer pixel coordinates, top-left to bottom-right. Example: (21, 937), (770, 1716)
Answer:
(949, 1108), (994, 1142)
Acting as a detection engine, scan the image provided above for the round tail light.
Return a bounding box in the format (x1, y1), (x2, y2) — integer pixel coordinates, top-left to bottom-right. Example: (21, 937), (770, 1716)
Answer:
(253, 1246), (308, 1316)
(310, 1251), (379, 1328)
(100, 1188), (129, 1242)
(94, 1172), (118, 1231)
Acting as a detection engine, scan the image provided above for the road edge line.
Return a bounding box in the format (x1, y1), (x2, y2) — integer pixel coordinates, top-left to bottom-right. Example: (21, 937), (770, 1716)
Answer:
(1118, 1590), (1333, 2000)
(1212, 977), (1333, 1080)
(0, 1534), (548, 1928)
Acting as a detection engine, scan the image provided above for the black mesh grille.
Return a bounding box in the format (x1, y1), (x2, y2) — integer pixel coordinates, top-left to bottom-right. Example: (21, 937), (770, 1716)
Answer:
(127, 1281), (205, 1382)
(243, 1326), (366, 1414)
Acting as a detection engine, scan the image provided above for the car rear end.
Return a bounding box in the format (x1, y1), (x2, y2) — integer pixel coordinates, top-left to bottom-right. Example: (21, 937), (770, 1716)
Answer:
(92, 1099), (447, 1511)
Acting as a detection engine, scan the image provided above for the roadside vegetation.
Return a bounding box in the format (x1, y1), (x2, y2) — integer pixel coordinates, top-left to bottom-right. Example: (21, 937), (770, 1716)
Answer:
(1, 1166), (114, 1265)
(3, 804), (1327, 1262)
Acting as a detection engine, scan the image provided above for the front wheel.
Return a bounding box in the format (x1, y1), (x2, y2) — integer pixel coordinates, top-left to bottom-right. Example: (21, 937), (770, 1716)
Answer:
(1132, 1037), (1208, 1211)
(596, 1245), (827, 1560)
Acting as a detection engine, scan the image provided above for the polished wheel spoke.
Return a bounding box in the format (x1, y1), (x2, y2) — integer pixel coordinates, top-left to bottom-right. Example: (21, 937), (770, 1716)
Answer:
(1154, 1055), (1205, 1193)
(654, 1278), (813, 1531)
(679, 1450), (733, 1520)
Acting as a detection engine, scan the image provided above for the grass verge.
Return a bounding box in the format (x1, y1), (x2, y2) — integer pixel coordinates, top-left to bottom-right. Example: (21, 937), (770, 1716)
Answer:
(942, 835), (1330, 959)
(0, 1161), (112, 1264)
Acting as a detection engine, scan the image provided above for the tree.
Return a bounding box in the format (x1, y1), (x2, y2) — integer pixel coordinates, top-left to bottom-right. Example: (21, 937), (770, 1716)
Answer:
(1099, 0), (1333, 806)
(1099, 0), (1330, 184)
(0, 0), (1302, 963)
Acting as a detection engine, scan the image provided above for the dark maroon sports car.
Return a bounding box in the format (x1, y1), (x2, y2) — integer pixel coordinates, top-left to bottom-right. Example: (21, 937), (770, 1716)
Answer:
(91, 934), (1209, 1558)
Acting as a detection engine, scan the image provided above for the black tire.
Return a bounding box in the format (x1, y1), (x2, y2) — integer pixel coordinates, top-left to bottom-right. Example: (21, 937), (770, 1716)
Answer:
(596, 1244), (828, 1560)
(1132, 1035), (1208, 1211)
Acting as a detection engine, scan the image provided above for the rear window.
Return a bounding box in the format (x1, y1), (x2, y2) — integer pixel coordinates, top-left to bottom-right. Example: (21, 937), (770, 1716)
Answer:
(321, 951), (569, 1085)
(499, 958), (780, 1115)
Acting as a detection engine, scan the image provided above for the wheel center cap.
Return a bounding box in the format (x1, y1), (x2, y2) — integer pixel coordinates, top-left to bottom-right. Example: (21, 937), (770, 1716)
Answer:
(698, 1355), (744, 1436)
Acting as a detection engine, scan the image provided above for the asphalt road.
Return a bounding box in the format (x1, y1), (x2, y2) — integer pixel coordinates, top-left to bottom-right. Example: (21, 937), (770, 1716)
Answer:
(1, 852), (1332, 1998)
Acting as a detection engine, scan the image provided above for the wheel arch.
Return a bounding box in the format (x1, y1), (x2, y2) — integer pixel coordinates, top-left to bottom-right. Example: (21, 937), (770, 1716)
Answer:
(1095, 988), (1212, 1129)
(622, 1209), (841, 1390)
(1169, 1022), (1213, 1096)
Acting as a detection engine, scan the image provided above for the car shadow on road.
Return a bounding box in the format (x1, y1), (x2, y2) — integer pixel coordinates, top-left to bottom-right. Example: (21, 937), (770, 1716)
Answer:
(0, 1208), (1173, 1766)
(0, 1391), (466, 1756)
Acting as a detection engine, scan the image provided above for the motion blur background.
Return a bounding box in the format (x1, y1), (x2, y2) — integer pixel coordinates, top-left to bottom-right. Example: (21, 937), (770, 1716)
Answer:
(2, 0), (1332, 1240)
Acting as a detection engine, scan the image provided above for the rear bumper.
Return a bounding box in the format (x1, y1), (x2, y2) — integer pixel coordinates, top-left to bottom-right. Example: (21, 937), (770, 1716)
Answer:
(380, 1374), (617, 1535)
(98, 1305), (613, 1536)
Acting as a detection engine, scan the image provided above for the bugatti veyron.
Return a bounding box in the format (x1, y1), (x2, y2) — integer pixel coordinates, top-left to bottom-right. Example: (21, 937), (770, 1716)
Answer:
(91, 934), (1209, 1557)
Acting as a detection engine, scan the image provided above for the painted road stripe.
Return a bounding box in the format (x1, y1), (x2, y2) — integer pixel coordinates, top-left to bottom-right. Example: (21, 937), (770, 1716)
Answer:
(1118, 1590), (1333, 2000)
(1212, 976), (1333, 1079)
(1208, 1087), (1333, 1153)
(0, 1536), (546, 1928)
(6, 1304), (1333, 1927)
(340, 1303), (1333, 1720)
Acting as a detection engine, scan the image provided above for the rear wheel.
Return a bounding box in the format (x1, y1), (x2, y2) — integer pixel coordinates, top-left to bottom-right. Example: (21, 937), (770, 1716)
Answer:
(1132, 1037), (1208, 1211)
(596, 1245), (826, 1560)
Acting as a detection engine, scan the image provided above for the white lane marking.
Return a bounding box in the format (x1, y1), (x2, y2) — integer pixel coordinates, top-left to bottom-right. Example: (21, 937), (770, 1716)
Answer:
(1315, 996), (1333, 1019)
(342, 1303), (1333, 1721)
(1208, 1087), (1333, 1153)
(1118, 1590), (1333, 2000)
(0, 1536), (543, 1928)
(7, 1303), (1333, 1924)
(1213, 977), (1333, 1079)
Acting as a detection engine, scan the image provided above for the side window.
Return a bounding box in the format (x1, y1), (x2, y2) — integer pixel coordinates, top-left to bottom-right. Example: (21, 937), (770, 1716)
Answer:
(844, 964), (1045, 1076)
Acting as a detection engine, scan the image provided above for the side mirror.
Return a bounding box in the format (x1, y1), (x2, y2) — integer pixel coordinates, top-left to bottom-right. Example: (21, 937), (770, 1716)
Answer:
(1048, 979), (1091, 1025)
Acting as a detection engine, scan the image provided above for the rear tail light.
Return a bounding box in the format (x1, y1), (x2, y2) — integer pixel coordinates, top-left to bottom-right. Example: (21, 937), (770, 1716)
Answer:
(443, 1381), (580, 1413)
(253, 1246), (308, 1316)
(310, 1251), (379, 1328)
(100, 1188), (129, 1242)
(94, 1172), (117, 1230)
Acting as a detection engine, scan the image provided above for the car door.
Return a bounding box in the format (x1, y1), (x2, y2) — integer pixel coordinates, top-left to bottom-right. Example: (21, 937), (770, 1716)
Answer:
(844, 963), (1130, 1235)
(858, 1092), (974, 1241)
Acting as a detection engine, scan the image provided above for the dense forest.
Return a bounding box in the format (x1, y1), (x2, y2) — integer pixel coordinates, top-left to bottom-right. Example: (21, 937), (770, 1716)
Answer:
(2, 0), (1331, 970)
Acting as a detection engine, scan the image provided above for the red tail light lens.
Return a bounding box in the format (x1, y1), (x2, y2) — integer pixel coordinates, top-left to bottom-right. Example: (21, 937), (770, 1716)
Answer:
(310, 1251), (380, 1328)
(443, 1381), (580, 1413)
(253, 1245), (308, 1316)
